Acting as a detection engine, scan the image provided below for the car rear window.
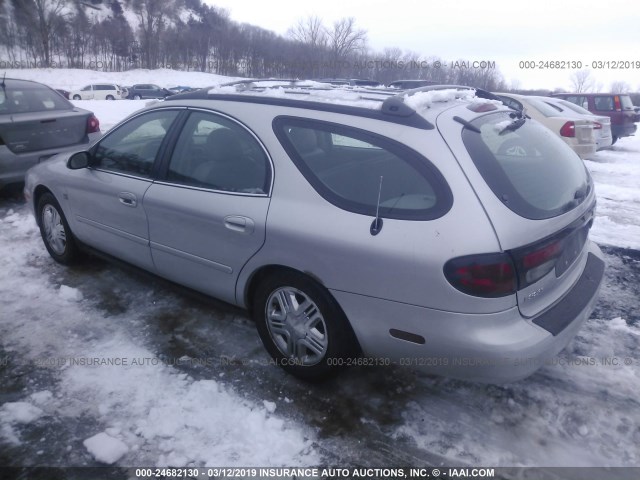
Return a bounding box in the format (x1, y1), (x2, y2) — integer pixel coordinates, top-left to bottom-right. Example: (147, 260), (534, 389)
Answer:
(462, 111), (590, 220)
(0, 83), (72, 114)
(273, 117), (452, 220)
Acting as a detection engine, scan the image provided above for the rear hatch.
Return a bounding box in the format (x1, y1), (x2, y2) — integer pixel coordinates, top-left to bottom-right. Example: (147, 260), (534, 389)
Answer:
(439, 107), (596, 318)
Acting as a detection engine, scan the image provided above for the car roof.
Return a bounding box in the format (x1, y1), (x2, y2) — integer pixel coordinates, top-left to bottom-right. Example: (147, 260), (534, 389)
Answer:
(164, 81), (502, 130)
(2, 77), (55, 89)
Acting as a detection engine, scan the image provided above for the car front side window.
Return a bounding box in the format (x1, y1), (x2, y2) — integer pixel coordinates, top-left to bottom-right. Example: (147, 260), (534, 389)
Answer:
(92, 110), (180, 178)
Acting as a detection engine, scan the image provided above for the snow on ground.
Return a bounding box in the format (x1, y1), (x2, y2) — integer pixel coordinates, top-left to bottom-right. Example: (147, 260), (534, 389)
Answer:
(584, 137), (640, 250)
(3, 68), (237, 92)
(0, 208), (320, 466)
(1, 70), (640, 469)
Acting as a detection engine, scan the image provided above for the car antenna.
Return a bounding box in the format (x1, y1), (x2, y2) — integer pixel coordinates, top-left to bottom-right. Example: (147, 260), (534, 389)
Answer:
(370, 176), (384, 236)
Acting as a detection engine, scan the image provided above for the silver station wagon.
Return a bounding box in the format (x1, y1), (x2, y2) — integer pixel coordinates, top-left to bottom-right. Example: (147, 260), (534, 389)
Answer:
(24, 81), (605, 383)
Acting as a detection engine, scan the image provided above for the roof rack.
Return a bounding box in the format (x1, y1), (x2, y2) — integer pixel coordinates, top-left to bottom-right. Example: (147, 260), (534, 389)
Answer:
(167, 82), (499, 129)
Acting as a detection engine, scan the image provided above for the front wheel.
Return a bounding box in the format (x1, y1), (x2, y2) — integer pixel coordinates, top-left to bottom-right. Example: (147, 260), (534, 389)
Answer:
(106, 95), (115, 100)
(73, 94), (81, 100)
(37, 193), (79, 264)
(252, 271), (357, 381)
(133, 94), (141, 100)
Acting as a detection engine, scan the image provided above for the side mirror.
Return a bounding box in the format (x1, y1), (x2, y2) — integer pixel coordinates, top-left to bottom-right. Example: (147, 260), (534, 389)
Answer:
(67, 151), (90, 170)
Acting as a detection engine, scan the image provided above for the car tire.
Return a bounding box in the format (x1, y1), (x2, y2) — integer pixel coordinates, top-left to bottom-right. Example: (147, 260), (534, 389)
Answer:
(37, 193), (79, 265)
(106, 95), (115, 100)
(611, 135), (618, 145)
(133, 95), (141, 100)
(252, 271), (357, 381)
(73, 95), (81, 100)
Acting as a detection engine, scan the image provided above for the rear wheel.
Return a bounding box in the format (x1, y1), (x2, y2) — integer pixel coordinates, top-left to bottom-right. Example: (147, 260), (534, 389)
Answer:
(252, 271), (357, 381)
(611, 135), (618, 145)
(133, 94), (141, 100)
(37, 193), (79, 265)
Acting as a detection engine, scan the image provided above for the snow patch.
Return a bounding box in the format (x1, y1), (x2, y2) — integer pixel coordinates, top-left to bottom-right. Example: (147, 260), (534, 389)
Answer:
(0, 402), (44, 424)
(83, 432), (129, 465)
(59, 285), (83, 302)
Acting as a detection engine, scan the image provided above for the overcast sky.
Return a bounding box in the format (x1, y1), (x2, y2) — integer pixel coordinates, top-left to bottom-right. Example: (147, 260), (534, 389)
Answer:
(204, 0), (640, 90)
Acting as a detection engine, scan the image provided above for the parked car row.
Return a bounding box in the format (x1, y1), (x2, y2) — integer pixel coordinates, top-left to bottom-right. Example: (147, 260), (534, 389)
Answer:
(22, 80), (605, 383)
(551, 93), (639, 144)
(66, 83), (197, 101)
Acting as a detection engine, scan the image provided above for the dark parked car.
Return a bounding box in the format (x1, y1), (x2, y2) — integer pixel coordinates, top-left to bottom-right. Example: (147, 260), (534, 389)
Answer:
(127, 84), (173, 100)
(55, 88), (70, 99)
(317, 78), (382, 87)
(551, 93), (638, 143)
(0, 78), (101, 191)
(388, 79), (438, 89)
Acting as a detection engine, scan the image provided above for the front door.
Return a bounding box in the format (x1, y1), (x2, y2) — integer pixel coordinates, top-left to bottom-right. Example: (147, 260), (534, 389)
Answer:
(144, 109), (272, 304)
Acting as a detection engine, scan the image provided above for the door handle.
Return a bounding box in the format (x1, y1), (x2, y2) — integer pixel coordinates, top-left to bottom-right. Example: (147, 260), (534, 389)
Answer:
(118, 192), (137, 207)
(224, 215), (255, 234)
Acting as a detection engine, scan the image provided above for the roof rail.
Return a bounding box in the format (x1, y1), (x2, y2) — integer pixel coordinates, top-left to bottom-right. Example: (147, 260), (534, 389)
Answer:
(166, 82), (499, 129)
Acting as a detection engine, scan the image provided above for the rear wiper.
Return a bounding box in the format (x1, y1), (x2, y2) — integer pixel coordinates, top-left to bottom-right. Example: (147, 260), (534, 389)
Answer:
(499, 117), (526, 135)
(562, 184), (590, 212)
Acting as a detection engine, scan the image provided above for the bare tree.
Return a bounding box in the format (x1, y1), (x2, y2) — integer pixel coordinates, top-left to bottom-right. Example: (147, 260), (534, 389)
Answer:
(288, 15), (327, 48)
(610, 80), (630, 93)
(33, 0), (68, 67)
(327, 17), (366, 75)
(132, 0), (178, 68)
(570, 69), (595, 93)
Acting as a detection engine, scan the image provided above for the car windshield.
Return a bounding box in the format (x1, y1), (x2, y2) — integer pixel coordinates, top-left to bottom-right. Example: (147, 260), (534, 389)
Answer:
(462, 111), (590, 220)
(0, 83), (72, 114)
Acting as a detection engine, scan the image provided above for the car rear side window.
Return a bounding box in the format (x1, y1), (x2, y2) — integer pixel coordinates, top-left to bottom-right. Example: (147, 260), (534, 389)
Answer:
(462, 111), (590, 220)
(166, 111), (270, 194)
(273, 117), (452, 220)
(93, 110), (179, 178)
(594, 96), (614, 111)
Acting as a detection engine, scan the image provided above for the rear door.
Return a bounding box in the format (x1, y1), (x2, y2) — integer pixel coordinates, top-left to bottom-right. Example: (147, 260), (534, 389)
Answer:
(65, 108), (182, 270)
(143, 109), (272, 304)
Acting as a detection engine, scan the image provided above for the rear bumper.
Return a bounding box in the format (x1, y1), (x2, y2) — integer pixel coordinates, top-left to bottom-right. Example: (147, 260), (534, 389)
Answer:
(0, 132), (101, 190)
(332, 242), (605, 383)
(571, 143), (597, 158)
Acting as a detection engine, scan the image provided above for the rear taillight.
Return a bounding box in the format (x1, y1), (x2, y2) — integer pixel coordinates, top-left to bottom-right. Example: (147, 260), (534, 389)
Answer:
(519, 241), (562, 284)
(560, 121), (575, 137)
(444, 253), (517, 298)
(593, 122), (602, 130)
(87, 115), (100, 133)
(614, 95), (622, 111)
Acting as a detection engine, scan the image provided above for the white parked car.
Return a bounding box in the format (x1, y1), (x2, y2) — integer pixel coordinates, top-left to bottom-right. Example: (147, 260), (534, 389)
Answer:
(538, 97), (613, 150)
(495, 93), (597, 159)
(70, 84), (127, 101)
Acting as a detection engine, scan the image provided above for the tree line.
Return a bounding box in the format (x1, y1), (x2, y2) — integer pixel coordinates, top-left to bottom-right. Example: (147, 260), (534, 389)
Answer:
(0, 0), (506, 90)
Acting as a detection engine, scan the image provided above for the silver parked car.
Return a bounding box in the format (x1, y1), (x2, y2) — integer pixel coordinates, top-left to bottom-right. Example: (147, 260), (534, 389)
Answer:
(0, 78), (101, 192)
(24, 83), (605, 383)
